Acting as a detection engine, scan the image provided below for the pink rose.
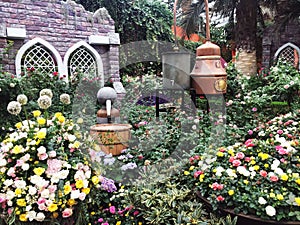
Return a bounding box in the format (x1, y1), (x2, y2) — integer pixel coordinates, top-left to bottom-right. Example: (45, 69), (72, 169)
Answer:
(133, 210), (139, 216)
(229, 156), (235, 163)
(270, 175), (279, 182)
(216, 195), (225, 202)
(109, 205), (116, 214)
(48, 185), (57, 194)
(235, 152), (245, 159)
(244, 157), (251, 162)
(62, 208), (73, 218)
(277, 130), (283, 135)
(232, 159), (241, 167)
(260, 170), (268, 177)
(194, 171), (203, 178)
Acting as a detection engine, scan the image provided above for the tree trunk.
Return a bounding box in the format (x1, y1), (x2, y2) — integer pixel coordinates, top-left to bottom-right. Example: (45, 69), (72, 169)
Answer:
(235, 0), (258, 76)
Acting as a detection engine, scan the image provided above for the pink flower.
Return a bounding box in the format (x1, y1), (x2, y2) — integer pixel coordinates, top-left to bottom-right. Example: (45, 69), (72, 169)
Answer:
(133, 210), (139, 216)
(252, 107), (257, 112)
(248, 130), (253, 135)
(38, 153), (48, 161)
(275, 146), (288, 155)
(62, 208), (73, 218)
(109, 206), (116, 214)
(216, 195), (225, 202)
(244, 157), (251, 162)
(15, 159), (24, 167)
(48, 185), (57, 194)
(232, 159), (241, 167)
(229, 156), (235, 163)
(284, 84), (289, 89)
(211, 182), (224, 190)
(235, 152), (245, 159)
(270, 175), (279, 182)
(277, 130), (283, 135)
(260, 170), (268, 177)
(194, 170), (203, 178)
(98, 218), (104, 223)
(46, 159), (63, 175)
(245, 139), (255, 147)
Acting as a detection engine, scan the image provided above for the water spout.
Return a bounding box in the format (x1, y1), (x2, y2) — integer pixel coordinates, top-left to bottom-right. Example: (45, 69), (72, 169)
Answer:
(106, 100), (112, 123)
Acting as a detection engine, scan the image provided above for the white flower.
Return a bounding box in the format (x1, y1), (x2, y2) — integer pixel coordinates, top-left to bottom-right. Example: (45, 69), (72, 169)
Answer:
(70, 190), (80, 199)
(28, 186), (37, 195)
(60, 93), (71, 105)
(9, 83), (15, 87)
(3, 179), (13, 187)
(39, 89), (53, 98)
(35, 212), (45, 222)
(17, 94), (28, 105)
(215, 166), (225, 176)
(6, 190), (15, 200)
(0, 158), (7, 167)
(67, 134), (76, 142)
(274, 167), (284, 175)
(58, 170), (69, 179)
(27, 211), (36, 221)
(271, 159), (280, 170)
(37, 146), (46, 154)
(265, 205), (276, 216)
(41, 189), (50, 198)
(226, 168), (237, 178)
(14, 180), (26, 189)
(7, 101), (22, 115)
(37, 95), (52, 109)
(258, 197), (267, 205)
(22, 163), (30, 171)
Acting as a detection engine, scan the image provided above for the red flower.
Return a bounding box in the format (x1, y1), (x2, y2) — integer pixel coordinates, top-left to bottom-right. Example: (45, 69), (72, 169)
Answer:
(245, 139), (255, 147)
(216, 195), (225, 202)
(259, 170), (268, 177)
(53, 71), (58, 76)
(270, 175), (279, 182)
(211, 182), (224, 191)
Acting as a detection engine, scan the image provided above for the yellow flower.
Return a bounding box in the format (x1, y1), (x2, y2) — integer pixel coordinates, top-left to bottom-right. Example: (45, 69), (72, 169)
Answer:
(58, 115), (65, 123)
(281, 173), (289, 181)
(52, 212), (59, 219)
(12, 145), (23, 154)
(189, 166), (195, 170)
(138, 222), (143, 225)
(258, 153), (269, 160)
(64, 184), (72, 195)
(16, 199), (26, 207)
(90, 211), (95, 215)
(216, 151), (224, 157)
(48, 203), (58, 212)
(67, 199), (77, 206)
(55, 112), (62, 118)
(277, 194), (284, 201)
(82, 188), (90, 195)
(19, 214), (27, 222)
(15, 122), (22, 129)
(250, 160), (256, 165)
(32, 110), (41, 117)
(37, 117), (46, 125)
(295, 197), (300, 206)
(91, 176), (99, 185)
(33, 167), (45, 176)
(36, 128), (47, 139)
(76, 179), (84, 189)
(199, 174), (205, 182)
(253, 165), (260, 171)
(244, 180), (249, 185)
(116, 221), (121, 225)
(270, 193), (276, 198)
(264, 164), (269, 168)
(228, 190), (235, 196)
(228, 148), (235, 156)
(73, 141), (80, 148)
(15, 188), (22, 195)
(184, 171), (190, 176)
(295, 179), (300, 185)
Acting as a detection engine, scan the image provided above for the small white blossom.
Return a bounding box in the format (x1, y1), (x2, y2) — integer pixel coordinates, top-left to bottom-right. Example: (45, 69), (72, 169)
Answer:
(7, 101), (22, 115)
(258, 197), (267, 205)
(17, 94), (28, 105)
(37, 95), (52, 109)
(265, 205), (276, 216)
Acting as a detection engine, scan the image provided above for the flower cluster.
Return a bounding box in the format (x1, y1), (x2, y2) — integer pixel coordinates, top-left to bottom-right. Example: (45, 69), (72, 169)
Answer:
(0, 90), (112, 224)
(185, 111), (300, 221)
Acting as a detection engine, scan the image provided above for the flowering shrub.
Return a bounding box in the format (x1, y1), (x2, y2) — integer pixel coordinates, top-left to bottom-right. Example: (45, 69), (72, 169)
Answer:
(0, 89), (115, 224)
(184, 110), (300, 221)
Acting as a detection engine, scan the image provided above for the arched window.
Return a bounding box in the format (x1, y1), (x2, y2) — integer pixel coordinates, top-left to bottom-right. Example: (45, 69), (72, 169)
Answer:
(274, 42), (300, 70)
(15, 38), (64, 77)
(64, 41), (104, 86)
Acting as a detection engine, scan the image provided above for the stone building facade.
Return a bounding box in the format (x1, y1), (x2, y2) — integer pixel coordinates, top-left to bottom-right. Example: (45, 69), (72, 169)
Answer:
(0, 0), (123, 91)
(262, 19), (300, 70)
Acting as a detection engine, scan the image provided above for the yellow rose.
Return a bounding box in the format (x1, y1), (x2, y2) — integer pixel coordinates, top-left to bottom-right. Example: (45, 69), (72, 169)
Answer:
(277, 194), (284, 201)
(228, 190), (235, 196)
(77, 118), (84, 124)
(73, 141), (81, 148)
(36, 128), (47, 139)
(15, 188), (22, 195)
(184, 171), (190, 176)
(295, 179), (300, 185)
(253, 165), (260, 171)
(116, 221), (121, 225)
(82, 188), (90, 195)
(216, 151), (224, 157)
(67, 199), (77, 206)
(19, 214), (27, 222)
(189, 166), (195, 171)
(37, 117), (46, 125)
(199, 174), (205, 182)
(64, 184), (72, 195)
(15, 122), (22, 129)
(48, 203), (58, 212)
(281, 173), (289, 181)
(270, 193), (276, 198)
(32, 110), (41, 117)
(16, 199), (26, 207)
(55, 112), (62, 118)
(33, 167), (45, 176)
(91, 176), (99, 185)
(75, 180), (84, 189)
(12, 145), (23, 154)
(58, 115), (65, 123)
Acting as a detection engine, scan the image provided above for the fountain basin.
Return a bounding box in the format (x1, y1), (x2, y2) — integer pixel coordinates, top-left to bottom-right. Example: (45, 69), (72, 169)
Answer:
(90, 123), (132, 156)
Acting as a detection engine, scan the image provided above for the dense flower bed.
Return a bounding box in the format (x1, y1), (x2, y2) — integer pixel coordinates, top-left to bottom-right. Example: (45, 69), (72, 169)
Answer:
(185, 110), (300, 221)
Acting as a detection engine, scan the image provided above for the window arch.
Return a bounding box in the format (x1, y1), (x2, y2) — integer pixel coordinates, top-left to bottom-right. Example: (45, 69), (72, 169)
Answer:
(64, 41), (104, 86)
(274, 42), (300, 70)
(15, 38), (64, 77)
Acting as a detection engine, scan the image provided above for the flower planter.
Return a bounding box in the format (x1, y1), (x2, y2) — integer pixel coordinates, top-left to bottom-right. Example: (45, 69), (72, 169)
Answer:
(90, 123), (132, 156)
(196, 193), (300, 225)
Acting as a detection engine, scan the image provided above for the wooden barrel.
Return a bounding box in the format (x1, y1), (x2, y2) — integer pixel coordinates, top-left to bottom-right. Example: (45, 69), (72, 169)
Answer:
(90, 124), (132, 156)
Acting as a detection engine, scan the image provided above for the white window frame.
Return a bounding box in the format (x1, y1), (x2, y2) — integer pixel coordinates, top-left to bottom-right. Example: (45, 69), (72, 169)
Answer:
(274, 42), (300, 70)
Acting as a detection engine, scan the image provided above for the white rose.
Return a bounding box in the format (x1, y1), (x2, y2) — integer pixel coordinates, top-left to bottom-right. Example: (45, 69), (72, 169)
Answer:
(14, 180), (26, 189)
(0, 158), (7, 166)
(258, 197), (267, 205)
(22, 163), (30, 171)
(41, 189), (50, 198)
(265, 205), (276, 217)
(28, 186), (37, 195)
(35, 212), (45, 222)
(3, 179), (13, 187)
(27, 211), (36, 221)
(37, 146), (46, 154)
(67, 134), (76, 142)
(58, 170), (69, 179)
(70, 190), (80, 199)
(6, 191), (15, 200)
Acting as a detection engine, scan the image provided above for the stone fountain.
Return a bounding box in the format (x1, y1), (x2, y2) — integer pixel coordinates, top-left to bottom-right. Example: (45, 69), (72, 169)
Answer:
(90, 87), (132, 156)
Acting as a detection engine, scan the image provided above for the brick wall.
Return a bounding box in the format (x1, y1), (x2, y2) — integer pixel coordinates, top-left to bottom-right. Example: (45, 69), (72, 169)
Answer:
(262, 19), (300, 69)
(0, 0), (120, 83)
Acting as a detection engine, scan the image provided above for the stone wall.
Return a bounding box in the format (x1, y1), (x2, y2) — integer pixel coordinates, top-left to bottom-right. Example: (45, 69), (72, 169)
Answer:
(262, 19), (300, 69)
(0, 0), (121, 84)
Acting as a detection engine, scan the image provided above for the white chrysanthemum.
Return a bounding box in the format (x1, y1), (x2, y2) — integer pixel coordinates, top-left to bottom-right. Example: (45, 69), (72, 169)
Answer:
(37, 95), (52, 109)
(7, 101), (22, 115)
(60, 93), (71, 105)
(265, 205), (276, 216)
(39, 89), (53, 98)
(17, 94), (28, 105)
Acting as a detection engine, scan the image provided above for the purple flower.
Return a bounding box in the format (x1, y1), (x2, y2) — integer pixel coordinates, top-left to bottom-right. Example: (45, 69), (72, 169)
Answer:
(100, 177), (117, 193)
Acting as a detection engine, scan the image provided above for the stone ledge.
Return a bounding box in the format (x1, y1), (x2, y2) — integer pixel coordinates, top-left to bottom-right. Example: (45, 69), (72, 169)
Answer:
(6, 27), (26, 39)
